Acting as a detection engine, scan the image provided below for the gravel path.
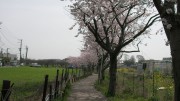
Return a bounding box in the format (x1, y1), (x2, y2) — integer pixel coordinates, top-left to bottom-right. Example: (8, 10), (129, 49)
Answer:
(67, 74), (107, 101)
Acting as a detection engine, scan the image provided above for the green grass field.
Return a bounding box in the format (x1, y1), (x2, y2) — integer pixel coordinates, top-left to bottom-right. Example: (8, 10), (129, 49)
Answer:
(0, 66), (63, 100)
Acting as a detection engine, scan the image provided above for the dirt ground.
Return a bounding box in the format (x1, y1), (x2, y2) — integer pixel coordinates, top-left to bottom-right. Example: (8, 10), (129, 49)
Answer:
(67, 74), (107, 101)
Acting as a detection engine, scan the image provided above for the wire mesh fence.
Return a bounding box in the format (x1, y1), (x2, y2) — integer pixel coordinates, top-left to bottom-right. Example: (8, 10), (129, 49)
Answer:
(117, 70), (174, 101)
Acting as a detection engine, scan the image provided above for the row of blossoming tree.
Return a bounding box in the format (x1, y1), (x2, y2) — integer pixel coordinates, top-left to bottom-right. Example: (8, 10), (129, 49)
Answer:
(66, 0), (159, 96)
(62, 0), (180, 100)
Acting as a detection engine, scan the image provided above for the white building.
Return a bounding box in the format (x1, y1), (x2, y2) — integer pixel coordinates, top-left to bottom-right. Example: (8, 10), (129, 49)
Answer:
(137, 58), (172, 75)
(3, 53), (17, 61)
(0, 53), (18, 66)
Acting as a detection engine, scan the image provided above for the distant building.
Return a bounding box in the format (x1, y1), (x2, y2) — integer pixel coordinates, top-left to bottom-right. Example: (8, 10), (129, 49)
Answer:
(3, 53), (17, 61)
(162, 57), (172, 62)
(137, 58), (172, 75)
(0, 53), (18, 66)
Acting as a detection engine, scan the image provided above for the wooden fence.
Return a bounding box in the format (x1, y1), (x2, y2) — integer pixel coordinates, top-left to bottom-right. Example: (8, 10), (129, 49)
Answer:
(0, 67), (92, 101)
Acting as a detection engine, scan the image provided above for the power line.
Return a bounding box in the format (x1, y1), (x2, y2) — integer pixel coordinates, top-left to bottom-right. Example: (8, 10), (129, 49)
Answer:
(0, 30), (18, 46)
(0, 30), (19, 55)
(0, 38), (5, 47)
(1, 24), (19, 40)
(0, 23), (19, 58)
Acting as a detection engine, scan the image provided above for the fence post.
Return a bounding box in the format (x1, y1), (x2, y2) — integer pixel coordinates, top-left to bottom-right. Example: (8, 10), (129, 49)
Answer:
(61, 69), (64, 85)
(1, 80), (11, 101)
(70, 68), (75, 83)
(75, 67), (78, 81)
(76, 67), (77, 76)
(42, 75), (48, 101)
(122, 73), (125, 86)
(49, 85), (52, 101)
(142, 63), (146, 97)
(143, 73), (145, 97)
(152, 62), (155, 97)
(79, 69), (81, 79)
(133, 73), (135, 93)
(72, 68), (74, 75)
(60, 69), (64, 97)
(66, 68), (69, 82)
(68, 68), (70, 80)
(65, 68), (68, 82)
(55, 69), (59, 98)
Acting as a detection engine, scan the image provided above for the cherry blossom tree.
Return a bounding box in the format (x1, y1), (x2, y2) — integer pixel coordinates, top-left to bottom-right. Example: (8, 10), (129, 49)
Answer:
(81, 49), (97, 68)
(152, 0), (180, 100)
(67, 48), (98, 69)
(67, 0), (159, 96)
(67, 56), (81, 67)
(83, 33), (110, 83)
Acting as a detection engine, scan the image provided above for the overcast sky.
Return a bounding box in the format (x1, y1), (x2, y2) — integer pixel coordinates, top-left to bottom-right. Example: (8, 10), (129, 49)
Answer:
(0, 0), (171, 60)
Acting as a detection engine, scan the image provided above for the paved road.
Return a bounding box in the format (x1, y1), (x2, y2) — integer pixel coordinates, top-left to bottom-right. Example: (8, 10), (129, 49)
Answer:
(67, 74), (107, 101)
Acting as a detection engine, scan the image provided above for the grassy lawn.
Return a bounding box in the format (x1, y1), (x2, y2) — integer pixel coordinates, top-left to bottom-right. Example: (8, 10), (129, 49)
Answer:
(95, 68), (174, 101)
(0, 66), (64, 100)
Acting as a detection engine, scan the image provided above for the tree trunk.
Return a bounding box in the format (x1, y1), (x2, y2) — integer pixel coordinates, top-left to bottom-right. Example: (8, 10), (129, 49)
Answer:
(101, 69), (105, 80)
(169, 28), (180, 101)
(107, 54), (117, 96)
(100, 63), (110, 83)
(97, 60), (102, 83)
(100, 69), (105, 83)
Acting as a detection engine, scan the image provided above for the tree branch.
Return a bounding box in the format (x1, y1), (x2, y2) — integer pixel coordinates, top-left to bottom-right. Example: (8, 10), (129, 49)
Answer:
(83, 14), (110, 52)
(123, 4), (136, 26)
(125, 9), (146, 26)
(120, 41), (141, 53)
(114, 14), (159, 55)
(122, 14), (160, 48)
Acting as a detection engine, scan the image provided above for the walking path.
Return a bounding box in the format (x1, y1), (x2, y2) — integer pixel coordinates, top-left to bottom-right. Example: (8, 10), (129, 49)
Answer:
(67, 74), (107, 101)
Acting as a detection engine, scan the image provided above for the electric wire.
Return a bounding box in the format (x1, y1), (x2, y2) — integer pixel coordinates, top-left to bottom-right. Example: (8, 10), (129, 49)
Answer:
(0, 30), (18, 46)
(2, 24), (20, 39)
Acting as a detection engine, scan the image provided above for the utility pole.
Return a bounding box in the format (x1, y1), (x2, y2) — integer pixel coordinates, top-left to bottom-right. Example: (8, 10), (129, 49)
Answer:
(25, 46), (28, 65)
(0, 48), (3, 58)
(6, 48), (9, 58)
(6, 48), (9, 66)
(0, 48), (3, 66)
(19, 39), (22, 64)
